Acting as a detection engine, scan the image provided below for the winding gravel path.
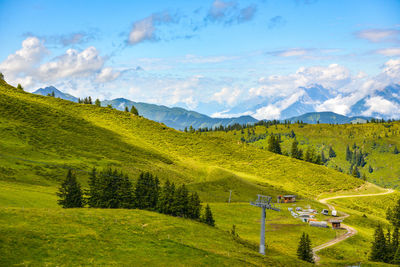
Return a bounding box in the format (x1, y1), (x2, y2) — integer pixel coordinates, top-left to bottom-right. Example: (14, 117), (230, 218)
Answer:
(312, 188), (394, 264)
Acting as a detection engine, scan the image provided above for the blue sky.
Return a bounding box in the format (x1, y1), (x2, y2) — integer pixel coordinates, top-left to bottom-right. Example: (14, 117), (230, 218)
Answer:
(1, 0), (399, 119)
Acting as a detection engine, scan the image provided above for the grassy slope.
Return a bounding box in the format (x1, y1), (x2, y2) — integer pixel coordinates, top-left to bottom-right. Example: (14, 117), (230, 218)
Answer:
(205, 122), (400, 188)
(0, 80), (395, 266)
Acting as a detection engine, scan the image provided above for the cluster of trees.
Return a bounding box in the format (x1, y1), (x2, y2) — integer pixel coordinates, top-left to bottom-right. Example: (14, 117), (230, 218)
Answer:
(47, 91), (56, 97)
(267, 135), (282, 154)
(124, 105), (139, 116)
(57, 169), (215, 226)
(78, 96), (94, 104)
(370, 199), (400, 264)
(297, 232), (314, 263)
(346, 144), (367, 167)
(290, 140), (330, 165)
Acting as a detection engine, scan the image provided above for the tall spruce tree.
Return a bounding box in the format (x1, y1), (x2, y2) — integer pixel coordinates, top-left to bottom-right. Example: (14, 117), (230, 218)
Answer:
(57, 170), (84, 208)
(297, 232), (314, 263)
(291, 140), (302, 159)
(328, 146), (336, 157)
(87, 168), (99, 207)
(370, 224), (387, 262)
(95, 99), (101, 107)
(187, 192), (201, 219)
(203, 204), (215, 226)
(130, 105), (139, 115)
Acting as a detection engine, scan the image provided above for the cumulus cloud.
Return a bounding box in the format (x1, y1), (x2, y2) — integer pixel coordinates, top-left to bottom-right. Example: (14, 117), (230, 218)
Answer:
(0, 37), (46, 74)
(362, 96), (400, 117)
(38, 46), (104, 81)
(355, 28), (400, 43)
(128, 12), (176, 45)
(206, 0), (256, 24)
(252, 63), (351, 98)
(96, 67), (120, 83)
(213, 87), (241, 105)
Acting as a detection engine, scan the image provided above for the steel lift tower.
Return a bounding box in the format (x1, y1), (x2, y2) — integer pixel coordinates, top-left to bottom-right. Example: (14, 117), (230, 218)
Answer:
(250, 194), (280, 255)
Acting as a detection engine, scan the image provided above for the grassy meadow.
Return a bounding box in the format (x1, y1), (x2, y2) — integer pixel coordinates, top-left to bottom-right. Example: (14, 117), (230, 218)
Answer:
(0, 79), (398, 266)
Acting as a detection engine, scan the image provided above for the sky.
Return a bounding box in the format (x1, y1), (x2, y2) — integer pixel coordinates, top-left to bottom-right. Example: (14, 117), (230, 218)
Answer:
(0, 0), (400, 119)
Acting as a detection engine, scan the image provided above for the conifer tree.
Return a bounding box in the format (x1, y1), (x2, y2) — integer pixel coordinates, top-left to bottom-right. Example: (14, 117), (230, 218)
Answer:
(57, 170), (84, 208)
(130, 105), (139, 115)
(125, 106), (129, 112)
(369, 165), (373, 173)
(346, 145), (352, 161)
(95, 99), (101, 107)
(394, 146), (399, 155)
(87, 168), (99, 208)
(321, 150), (327, 163)
(352, 165), (360, 178)
(329, 146), (336, 157)
(388, 198), (400, 227)
(173, 184), (189, 217)
(187, 192), (201, 219)
(370, 224), (387, 262)
(17, 83), (24, 90)
(291, 140), (302, 159)
(0, 72), (4, 80)
(203, 204), (215, 226)
(393, 246), (400, 265)
(297, 232), (314, 263)
(51, 91), (55, 97)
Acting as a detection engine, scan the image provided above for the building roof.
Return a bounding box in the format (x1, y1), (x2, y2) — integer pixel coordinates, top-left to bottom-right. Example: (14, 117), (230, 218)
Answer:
(330, 220), (342, 223)
(283, 195), (296, 198)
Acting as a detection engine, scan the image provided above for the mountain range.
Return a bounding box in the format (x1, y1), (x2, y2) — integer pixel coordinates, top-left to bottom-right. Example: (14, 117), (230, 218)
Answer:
(224, 84), (400, 120)
(33, 85), (399, 129)
(33, 86), (258, 130)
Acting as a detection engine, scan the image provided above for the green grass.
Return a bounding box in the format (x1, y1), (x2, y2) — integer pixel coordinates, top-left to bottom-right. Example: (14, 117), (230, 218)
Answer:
(0, 80), (397, 266)
(205, 121), (400, 188)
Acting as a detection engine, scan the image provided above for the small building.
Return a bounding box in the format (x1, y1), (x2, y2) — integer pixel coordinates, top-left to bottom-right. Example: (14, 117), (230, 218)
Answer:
(331, 220), (342, 229)
(309, 221), (328, 228)
(321, 209), (329, 216)
(283, 195), (296, 203)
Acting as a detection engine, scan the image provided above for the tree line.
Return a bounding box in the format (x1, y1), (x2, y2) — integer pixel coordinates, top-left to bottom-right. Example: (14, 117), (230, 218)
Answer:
(57, 169), (215, 226)
(369, 198), (400, 264)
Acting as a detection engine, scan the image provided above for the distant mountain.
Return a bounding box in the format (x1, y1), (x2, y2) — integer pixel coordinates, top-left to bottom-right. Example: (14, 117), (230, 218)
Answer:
(349, 84), (400, 119)
(286, 111), (373, 124)
(32, 86), (257, 130)
(33, 86), (78, 102)
(101, 98), (258, 130)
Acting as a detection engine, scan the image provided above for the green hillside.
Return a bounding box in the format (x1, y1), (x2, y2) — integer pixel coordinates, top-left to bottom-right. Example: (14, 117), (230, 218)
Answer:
(0, 79), (397, 266)
(205, 121), (400, 188)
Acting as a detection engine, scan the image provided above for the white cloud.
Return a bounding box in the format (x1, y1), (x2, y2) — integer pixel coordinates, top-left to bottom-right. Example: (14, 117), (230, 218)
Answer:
(356, 29), (400, 43)
(0, 37), (47, 87)
(253, 63), (351, 98)
(213, 87), (241, 105)
(38, 46), (104, 81)
(96, 67), (120, 83)
(362, 96), (400, 117)
(376, 48), (400, 56)
(381, 58), (400, 79)
(128, 12), (174, 45)
(315, 95), (352, 115)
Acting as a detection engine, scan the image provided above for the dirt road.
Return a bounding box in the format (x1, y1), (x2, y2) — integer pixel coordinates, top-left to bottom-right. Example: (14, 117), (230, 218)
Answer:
(312, 188), (394, 264)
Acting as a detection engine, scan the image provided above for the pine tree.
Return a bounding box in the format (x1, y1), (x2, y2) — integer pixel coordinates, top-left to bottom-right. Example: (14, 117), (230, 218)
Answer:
(329, 146), (336, 157)
(187, 192), (201, 219)
(51, 91), (55, 97)
(304, 147), (314, 162)
(394, 146), (399, 155)
(321, 150), (326, 163)
(87, 168), (99, 207)
(0, 72), (4, 80)
(291, 140), (302, 159)
(369, 165), (373, 173)
(394, 246), (400, 265)
(95, 99), (101, 107)
(352, 165), (360, 178)
(370, 224), (387, 262)
(119, 173), (134, 209)
(203, 204), (215, 226)
(388, 198), (400, 227)
(346, 145), (352, 161)
(57, 170), (84, 208)
(125, 106), (129, 112)
(130, 105), (139, 115)
(17, 83), (24, 90)
(88, 96), (92, 104)
(297, 232), (314, 263)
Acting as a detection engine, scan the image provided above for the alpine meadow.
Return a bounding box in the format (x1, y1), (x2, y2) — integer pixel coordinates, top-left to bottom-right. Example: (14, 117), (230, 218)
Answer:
(1, 1), (400, 266)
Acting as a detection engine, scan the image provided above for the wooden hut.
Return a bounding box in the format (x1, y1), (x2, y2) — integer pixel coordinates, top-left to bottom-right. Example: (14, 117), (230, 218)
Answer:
(330, 220), (342, 229)
(283, 195), (296, 203)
